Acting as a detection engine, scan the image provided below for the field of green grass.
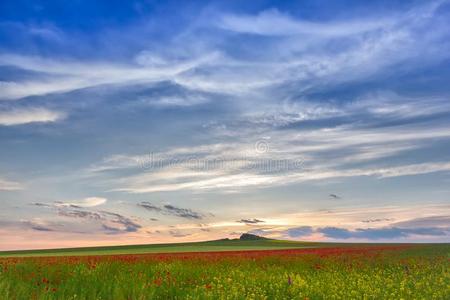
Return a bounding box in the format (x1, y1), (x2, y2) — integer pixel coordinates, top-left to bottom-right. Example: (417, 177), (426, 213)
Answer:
(0, 239), (320, 257)
(0, 239), (449, 299)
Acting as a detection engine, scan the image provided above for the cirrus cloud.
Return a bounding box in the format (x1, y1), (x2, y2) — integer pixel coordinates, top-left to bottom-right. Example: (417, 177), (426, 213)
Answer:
(0, 107), (65, 126)
(54, 197), (107, 208)
(0, 178), (22, 191)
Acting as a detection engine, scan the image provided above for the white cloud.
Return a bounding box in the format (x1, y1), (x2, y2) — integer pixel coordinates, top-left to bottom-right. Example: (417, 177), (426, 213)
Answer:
(0, 0), (447, 106)
(0, 52), (220, 100)
(56, 197), (107, 208)
(0, 107), (64, 126)
(100, 155), (450, 194)
(114, 171), (281, 193)
(374, 162), (450, 178)
(391, 215), (450, 228)
(287, 162), (450, 183)
(218, 9), (392, 37)
(0, 178), (22, 191)
(140, 94), (209, 107)
(238, 92), (450, 133)
(85, 110), (450, 194)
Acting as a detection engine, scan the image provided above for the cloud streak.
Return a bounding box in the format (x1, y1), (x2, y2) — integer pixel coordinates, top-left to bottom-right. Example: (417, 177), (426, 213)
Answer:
(138, 202), (208, 220)
(218, 9), (392, 37)
(54, 197), (107, 208)
(0, 107), (64, 126)
(0, 178), (22, 191)
(31, 200), (142, 234)
(237, 218), (265, 224)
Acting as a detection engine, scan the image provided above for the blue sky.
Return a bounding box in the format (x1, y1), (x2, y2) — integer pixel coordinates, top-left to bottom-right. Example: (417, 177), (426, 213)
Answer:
(0, 0), (449, 250)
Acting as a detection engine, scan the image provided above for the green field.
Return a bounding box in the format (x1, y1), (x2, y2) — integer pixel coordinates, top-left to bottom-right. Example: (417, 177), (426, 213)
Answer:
(0, 239), (449, 299)
(0, 239), (321, 257)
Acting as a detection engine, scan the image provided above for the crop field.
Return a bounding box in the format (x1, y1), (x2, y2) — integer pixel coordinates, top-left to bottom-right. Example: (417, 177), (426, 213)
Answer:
(0, 242), (448, 299)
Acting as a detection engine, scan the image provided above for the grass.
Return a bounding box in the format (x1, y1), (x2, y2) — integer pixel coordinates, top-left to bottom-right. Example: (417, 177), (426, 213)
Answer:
(0, 239), (321, 257)
(0, 243), (448, 299)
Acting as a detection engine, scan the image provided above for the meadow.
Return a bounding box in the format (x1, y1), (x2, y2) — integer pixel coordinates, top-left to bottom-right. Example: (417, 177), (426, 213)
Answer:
(0, 241), (449, 299)
(0, 239), (316, 257)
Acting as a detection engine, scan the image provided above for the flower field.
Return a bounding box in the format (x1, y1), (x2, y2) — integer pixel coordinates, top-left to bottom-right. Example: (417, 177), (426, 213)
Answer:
(0, 244), (449, 299)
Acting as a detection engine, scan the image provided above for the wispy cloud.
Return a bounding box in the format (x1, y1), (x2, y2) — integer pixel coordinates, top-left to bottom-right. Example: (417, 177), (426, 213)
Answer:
(93, 140), (450, 194)
(81, 84), (450, 193)
(0, 178), (22, 191)
(1, 1), (447, 102)
(0, 107), (64, 126)
(100, 211), (142, 233)
(169, 230), (192, 238)
(57, 209), (103, 220)
(0, 52), (219, 100)
(54, 197), (107, 208)
(137, 202), (209, 220)
(391, 216), (450, 228)
(0, 219), (66, 233)
(237, 218), (265, 224)
(31, 200), (141, 234)
(362, 218), (395, 223)
(218, 8), (392, 37)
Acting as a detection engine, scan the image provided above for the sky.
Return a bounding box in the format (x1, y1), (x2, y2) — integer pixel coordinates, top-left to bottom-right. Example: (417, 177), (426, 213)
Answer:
(0, 0), (449, 250)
